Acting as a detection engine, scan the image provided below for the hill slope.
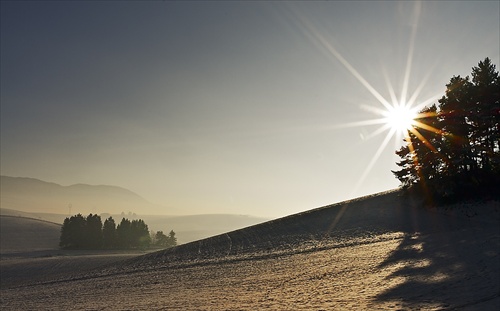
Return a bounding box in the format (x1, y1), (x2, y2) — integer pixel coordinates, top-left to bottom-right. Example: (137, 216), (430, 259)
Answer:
(126, 189), (499, 268)
(0, 216), (61, 253)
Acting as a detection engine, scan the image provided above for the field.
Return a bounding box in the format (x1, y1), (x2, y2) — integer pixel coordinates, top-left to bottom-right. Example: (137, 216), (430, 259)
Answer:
(1, 191), (499, 310)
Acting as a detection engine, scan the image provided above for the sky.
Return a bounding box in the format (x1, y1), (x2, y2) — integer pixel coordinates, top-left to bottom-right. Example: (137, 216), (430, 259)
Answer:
(1, 1), (499, 218)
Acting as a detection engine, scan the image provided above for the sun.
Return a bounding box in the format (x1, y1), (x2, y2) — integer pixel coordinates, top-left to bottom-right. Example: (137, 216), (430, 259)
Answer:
(383, 103), (418, 133)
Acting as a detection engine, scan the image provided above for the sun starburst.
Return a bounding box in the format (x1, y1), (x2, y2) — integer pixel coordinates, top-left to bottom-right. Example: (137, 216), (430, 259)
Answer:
(383, 103), (418, 133)
(288, 1), (443, 196)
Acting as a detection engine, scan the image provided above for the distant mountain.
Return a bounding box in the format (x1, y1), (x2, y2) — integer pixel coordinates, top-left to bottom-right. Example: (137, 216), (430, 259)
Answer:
(0, 176), (171, 215)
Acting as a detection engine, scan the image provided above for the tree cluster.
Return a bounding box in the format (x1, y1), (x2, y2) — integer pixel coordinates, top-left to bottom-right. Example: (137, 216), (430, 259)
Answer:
(60, 214), (177, 250)
(150, 230), (177, 248)
(393, 58), (500, 200)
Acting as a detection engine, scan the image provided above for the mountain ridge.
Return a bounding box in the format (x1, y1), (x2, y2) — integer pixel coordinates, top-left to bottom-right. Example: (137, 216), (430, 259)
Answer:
(1, 176), (145, 198)
(0, 175), (171, 215)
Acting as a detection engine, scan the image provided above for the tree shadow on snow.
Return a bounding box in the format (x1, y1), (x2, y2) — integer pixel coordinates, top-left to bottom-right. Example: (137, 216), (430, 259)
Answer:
(374, 202), (500, 310)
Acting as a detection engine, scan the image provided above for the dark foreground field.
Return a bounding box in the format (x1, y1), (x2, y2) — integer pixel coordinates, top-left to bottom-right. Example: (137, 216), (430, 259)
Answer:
(1, 190), (499, 310)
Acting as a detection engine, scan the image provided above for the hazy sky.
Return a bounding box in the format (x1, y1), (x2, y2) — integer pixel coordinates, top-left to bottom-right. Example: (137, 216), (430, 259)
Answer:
(1, 1), (499, 218)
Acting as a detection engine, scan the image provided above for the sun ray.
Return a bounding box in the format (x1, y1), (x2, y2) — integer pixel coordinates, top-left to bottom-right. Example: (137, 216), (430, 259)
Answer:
(351, 128), (396, 196)
(406, 60), (439, 108)
(382, 67), (400, 107)
(288, 7), (393, 111)
(411, 93), (443, 112)
(408, 127), (439, 153)
(360, 104), (388, 116)
(400, 1), (422, 105)
(394, 129), (404, 154)
(412, 120), (442, 135)
(364, 123), (393, 141)
(404, 130), (421, 181)
(332, 118), (388, 129)
(317, 36), (394, 111)
(416, 111), (438, 118)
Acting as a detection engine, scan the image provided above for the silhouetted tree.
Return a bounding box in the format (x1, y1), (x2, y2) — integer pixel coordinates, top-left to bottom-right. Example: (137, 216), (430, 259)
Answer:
(60, 214), (161, 250)
(130, 219), (151, 248)
(116, 218), (132, 248)
(102, 217), (117, 248)
(469, 58), (500, 172)
(115, 218), (151, 248)
(86, 214), (103, 249)
(59, 214), (86, 249)
(153, 230), (168, 247)
(393, 58), (500, 199)
(167, 230), (177, 247)
(59, 217), (72, 249)
(439, 75), (474, 176)
(151, 230), (177, 248)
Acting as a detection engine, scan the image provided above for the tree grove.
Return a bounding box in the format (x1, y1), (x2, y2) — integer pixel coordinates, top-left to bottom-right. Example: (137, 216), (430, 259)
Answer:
(393, 58), (500, 199)
(59, 214), (177, 250)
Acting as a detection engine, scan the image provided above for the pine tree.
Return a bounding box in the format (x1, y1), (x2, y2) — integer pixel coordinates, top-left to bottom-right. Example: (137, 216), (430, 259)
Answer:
(154, 231), (167, 247)
(116, 218), (132, 248)
(130, 219), (151, 248)
(167, 230), (177, 247)
(102, 217), (117, 249)
(469, 57), (500, 173)
(438, 75), (474, 176)
(86, 214), (103, 249)
(59, 214), (86, 249)
(59, 218), (71, 248)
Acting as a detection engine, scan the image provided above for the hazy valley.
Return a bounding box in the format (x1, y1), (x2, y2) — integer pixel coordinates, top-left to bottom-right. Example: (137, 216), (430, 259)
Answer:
(0, 176), (269, 245)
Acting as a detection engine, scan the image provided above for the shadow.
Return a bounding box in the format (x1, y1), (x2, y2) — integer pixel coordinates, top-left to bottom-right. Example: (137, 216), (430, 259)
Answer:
(374, 203), (500, 309)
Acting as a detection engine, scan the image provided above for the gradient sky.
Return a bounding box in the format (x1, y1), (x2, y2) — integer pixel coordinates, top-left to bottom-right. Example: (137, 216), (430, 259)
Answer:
(1, 1), (499, 218)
